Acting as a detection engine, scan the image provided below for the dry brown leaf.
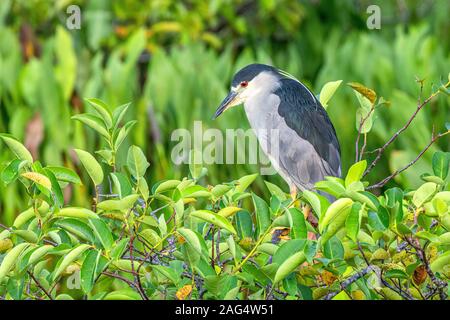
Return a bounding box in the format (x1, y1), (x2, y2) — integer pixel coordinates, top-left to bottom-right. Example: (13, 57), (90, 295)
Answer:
(413, 265), (427, 285)
(348, 82), (377, 104)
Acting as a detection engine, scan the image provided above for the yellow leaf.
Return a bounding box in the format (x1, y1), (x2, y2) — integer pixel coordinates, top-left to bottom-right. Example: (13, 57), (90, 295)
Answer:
(176, 285), (192, 300)
(21, 172), (51, 190)
(348, 82), (377, 104)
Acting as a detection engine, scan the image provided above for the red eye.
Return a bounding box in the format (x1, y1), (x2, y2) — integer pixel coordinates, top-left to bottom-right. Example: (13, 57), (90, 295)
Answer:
(240, 81), (248, 87)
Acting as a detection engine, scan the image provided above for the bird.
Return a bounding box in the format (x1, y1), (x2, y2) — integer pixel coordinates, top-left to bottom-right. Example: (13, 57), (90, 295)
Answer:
(213, 63), (341, 202)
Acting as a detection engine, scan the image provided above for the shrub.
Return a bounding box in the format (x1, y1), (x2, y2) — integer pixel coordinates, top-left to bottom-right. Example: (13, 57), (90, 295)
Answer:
(0, 83), (449, 300)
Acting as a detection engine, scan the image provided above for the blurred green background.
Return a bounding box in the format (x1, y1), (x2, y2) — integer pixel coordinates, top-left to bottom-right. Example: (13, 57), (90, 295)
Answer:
(0, 0), (449, 224)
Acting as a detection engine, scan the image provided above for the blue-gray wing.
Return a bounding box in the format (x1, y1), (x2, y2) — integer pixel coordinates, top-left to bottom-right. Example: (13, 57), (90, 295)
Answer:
(274, 78), (341, 189)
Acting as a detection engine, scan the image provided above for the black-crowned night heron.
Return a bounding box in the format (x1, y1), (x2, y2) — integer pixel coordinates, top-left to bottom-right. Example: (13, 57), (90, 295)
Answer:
(214, 63), (341, 201)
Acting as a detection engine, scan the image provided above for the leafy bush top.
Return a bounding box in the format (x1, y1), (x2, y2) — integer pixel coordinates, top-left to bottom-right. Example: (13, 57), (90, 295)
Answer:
(0, 94), (449, 300)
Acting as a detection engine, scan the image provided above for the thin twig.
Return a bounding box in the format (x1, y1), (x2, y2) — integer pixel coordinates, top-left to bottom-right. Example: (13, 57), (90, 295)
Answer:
(364, 80), (448, 176)
(404, 236), (447, 300)
(27, 271), (53, 300)
(323, 266), (372, 300)
(367, 129), (449, 190)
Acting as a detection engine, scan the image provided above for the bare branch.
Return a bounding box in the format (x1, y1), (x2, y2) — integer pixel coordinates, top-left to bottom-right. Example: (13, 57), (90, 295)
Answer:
(367, 129), (449, 190)
(364, 80), (449, 176)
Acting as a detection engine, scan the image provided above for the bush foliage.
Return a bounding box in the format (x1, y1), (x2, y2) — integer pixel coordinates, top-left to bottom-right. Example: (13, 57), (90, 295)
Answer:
(0, 94), (449, 300)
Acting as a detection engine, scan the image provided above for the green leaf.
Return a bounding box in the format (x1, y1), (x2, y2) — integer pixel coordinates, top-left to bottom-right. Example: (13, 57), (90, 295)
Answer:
(112, 102), (131, 129)
(319, 80), (342, 109)
(0, 243), (30, 281)
(345, 160), (367, 187)
(55, 218), (95, 243)
(413, 182), (438, 207)
(21, 171), (52, 190)
(235, 174), (258, 193)
(235, 210), (253, 238)
(323, 236), (344, 260)
(177, 228), (203, 257)
(1, 159), (27, 185)
(97, 194), (139, 212)
(190, 210), (237, 234)
(71, 113), (110, 138)
(0, 134), (33, 163)
(345, 203), (361, 242)
(89, 219), (114, 250)
(432, 151), (449, 180)
(45, 166), (81, 185)
(110, 238), (129, 261)
(273, 239), (306, 265)
(86, 98), (113, 128)
(74, 149), (104, 186)
(55, 207), (99, 219)
(114, 120), (136, 150)
(81, 250), (100, 293)
(273, 251), (306, 283)
(110, 172), (132, 198)
(127, 145), (149, 178)
(264, 181), (287, 200)
(252, 193), (271, 237)
(415, 231), (440, 243)
(287, 208), (307, 239)
(385, 269), (409, 280)
(152, 265), (179, 285)
(44, 168), (64, 207)
(52, 244), (90, 281)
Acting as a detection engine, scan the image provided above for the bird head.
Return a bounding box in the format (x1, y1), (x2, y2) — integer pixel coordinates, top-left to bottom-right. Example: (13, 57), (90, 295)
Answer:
(213, 63), (283, 119)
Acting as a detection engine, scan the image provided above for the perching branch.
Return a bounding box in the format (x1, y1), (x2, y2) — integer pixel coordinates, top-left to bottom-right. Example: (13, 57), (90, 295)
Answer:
(367, 129), (449, 190)
(323, 266), (372, 300)
(363, 80), (449, 177)
(404, 236), (448, 300)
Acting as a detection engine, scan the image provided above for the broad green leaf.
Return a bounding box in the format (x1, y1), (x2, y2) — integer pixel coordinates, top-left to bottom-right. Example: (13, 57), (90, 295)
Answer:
(218, 207), (242, 218)
(0, 243), (30, 281)
(45, 166), (81, 185)
(235, 174), (258, 193)
(0, 134), (33, 163)
(273, 239), (306, 265)
(112, 102), (131, 129)
(154, 179), (181, 193)
(415, 231), (440, 243)
(385, 269), (409, 280)
(345, 203), (361, 242)
(110, 172), (132, 198)
(110, 238), (129, 261)
(152, 265), (179, 285)
(319, 198), (353, 233)
(323, 236), (344, 260)
(139, 229), (162, 250)
(71, 113), (110, 138)
(190, 210), (237, 234)
(55, 207), (99, 219)
(177, 228), (203, 256)
(264, 181), (287, 200)
(413, 182), (438, 207)
(252, 193), (271, 237)
(89, 219), (114, 250)
(1, 159), (28, 185)
(319, 80), (342, 109)
(81, 249), (100, 294)
(114, 120), (136, 149)
(97, 194), (139, 212)
(55, 218), (95, 242)
(345, 160), (367, 187)
(432, 151), (449, 180)
(52, 244), (90, 281)
(74, 149), (104, 186)
(127, 145), (149, 178)
(287, 208), (307, 239)
(86, 98), (113, 128)
(273, 251), (306, 283)
(235, 210), (253, 238)
(44, 168), (64, 207)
